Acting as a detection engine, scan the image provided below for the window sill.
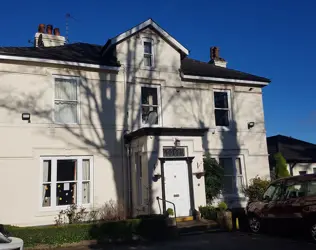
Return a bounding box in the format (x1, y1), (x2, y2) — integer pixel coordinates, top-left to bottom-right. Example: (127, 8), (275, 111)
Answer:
(53, 122), (80, 128)
(38, 203), (93, 214)
(216, 126), (231, 132)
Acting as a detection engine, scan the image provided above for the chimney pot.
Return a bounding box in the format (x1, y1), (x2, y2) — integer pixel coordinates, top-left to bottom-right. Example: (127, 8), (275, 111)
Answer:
(46, 24), (53, 34)
(210, 46), (219, 60)
(53, 28), (60, 36)
(38, 24), (45, 33)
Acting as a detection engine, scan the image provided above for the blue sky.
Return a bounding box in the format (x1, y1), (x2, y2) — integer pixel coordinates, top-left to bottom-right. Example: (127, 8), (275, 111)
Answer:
(0, 0), (315, 143)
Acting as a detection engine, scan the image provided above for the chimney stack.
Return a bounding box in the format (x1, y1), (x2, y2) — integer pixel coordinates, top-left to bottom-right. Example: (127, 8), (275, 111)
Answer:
(46, 24), (53, 35)
(209, 46), (227, 68)
(38, 24), (45, 33)
(53, 28), (60, 36)
(34, 23), (65, 47)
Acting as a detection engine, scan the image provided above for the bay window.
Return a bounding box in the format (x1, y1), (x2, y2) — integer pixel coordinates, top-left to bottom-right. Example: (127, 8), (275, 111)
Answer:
(41, 156), (92, 209)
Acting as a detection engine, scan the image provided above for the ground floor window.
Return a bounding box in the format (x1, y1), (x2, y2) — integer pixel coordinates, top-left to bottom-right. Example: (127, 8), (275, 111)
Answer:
(41, 156), (92, 208)
(212, 156), (244, 195)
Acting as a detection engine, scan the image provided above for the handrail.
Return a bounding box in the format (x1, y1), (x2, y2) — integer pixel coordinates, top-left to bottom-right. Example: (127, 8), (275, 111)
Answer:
(156, 196), (177, 224)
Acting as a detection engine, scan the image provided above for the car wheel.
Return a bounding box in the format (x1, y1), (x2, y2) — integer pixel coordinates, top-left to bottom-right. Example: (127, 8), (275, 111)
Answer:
(309, 222), (316, 242)
(248, 216), (261, 233)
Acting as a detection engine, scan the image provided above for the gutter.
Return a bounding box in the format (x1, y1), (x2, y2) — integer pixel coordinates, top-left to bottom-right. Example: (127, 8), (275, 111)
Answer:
(0, 54), (120, 71)
(181, 73), (270, 86)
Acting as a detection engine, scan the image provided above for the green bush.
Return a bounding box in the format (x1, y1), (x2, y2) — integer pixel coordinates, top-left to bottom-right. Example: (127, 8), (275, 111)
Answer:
(243, 176), (270, 202)
(203, 154), (224, 203)
(274, 152), (290, 179)
(217, 202), (228, 211)
(7, 224), (94, 247)
(6, 215), (172, 247)
(199, 205), (217, 220)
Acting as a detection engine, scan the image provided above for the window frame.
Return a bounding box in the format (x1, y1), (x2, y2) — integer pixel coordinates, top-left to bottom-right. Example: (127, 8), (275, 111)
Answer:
(136, 153), (143, 206)
(213, 89), (231, 129)
(53, 75), (80, 125)
(140, 84), (161, 127)
(212, 155), (246, 197)
(142, 37), (154, 68)
(39, 156), (93, 211)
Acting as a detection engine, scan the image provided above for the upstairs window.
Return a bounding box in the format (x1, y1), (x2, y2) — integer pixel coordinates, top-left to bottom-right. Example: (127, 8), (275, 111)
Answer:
(214, 90), (230, 127)
(141, 86), (160, 126)
(54, 77), (79, 124)
(143, 40), (153, 67)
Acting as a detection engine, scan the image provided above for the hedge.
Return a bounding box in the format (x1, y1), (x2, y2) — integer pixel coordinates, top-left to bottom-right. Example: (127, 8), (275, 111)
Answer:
(5, 215), (173, 248)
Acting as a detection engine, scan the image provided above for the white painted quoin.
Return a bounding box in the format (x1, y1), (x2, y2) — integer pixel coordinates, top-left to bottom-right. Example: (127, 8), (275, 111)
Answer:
(0, 19), (271, 226)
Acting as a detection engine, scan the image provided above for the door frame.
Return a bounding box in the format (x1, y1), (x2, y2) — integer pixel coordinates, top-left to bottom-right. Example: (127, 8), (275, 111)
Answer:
(158, 157), (195, 216)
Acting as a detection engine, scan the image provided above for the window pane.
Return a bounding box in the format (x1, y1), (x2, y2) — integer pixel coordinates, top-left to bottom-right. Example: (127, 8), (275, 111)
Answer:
(57, 182), (77, 206)
(144, 54), (152, 67)
(299, 171), (307, 175)
(144, 42), (152, 54)
(271, 185), (283, 201)
(236, 176), (243, 190)
(214, 92), (228, 108)
(263, 185), (276, 199)
(55, 78), (77, 101)
(215, 109), (229, 126)
(142, 106), (158, 125)
(82, 160), (90, 180)
(313, 168), (316, 174)
(307, 181), (316, 196)
(55, 102), (77, 124)
(223, 176), (234, 194)
(219, 158), (234, 175)
(163, 147), (185, 157)
(235, 158), (242, 175)
(82, 182), (90, 204)
(284, 183), (305, 199)
(57, 160), (77, 181)
(43, 160), (51, 182)
(42, 184), (51, 207)
(141, 87), (158, 105)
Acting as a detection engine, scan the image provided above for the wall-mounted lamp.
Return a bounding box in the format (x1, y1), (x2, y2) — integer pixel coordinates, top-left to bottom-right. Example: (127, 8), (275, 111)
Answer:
(152, 174), (162, 182)
(174, 138), (180, 147)
(248, 121), (255, 129)
(22, 113), (31, 123)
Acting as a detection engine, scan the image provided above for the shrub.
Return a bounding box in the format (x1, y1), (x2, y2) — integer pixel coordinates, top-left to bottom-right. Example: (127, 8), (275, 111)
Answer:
(217, 201), (228, 211)
(99, 199), (125, 221)
(198, 205), (217, 220)
(54, 204), (88, 225)
(166, 208), (174, 217)
(274, 152), (290, 178)
(243, 176), (270, 202)
(203, 154), (224, 203)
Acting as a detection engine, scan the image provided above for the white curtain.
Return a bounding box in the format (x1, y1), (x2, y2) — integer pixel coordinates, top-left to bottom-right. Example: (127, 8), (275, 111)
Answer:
(42, 160), (50, 207)
(55, 78), (78, 124)
(55, 78), (77, 100)
(82, 160), (90, 204)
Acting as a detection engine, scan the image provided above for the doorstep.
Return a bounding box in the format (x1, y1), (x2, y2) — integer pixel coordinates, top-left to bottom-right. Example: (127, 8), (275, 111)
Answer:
(177, 219), (222, 235)
(176, 216), (194, 222)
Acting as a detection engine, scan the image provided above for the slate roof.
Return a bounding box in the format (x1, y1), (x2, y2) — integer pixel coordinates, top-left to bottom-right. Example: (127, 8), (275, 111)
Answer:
(0, 43), (270, 82)
(0, 43), (120, 66)
(181, 58), (270, 82)
(267, 135), (316, 163)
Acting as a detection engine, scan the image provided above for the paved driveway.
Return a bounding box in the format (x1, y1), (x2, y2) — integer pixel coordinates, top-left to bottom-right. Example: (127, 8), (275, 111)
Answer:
(57, 232), (315, 250)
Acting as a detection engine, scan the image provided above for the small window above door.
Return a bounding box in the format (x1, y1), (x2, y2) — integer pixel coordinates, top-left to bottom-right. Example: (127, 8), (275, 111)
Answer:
(163, 147), (186, 157)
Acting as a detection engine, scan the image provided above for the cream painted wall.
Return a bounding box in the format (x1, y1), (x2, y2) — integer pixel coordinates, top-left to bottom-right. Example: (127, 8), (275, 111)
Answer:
(0, 28), (269, 225)
(288, 163), (316, 176)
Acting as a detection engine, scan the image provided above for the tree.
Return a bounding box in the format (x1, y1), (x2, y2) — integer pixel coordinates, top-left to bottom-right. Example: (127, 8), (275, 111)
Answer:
(203, 153), (224, 203)
(274, 152), (290, 178)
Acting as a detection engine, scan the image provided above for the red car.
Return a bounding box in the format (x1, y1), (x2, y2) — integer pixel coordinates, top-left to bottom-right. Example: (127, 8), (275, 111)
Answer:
(246, 174), (316, 242)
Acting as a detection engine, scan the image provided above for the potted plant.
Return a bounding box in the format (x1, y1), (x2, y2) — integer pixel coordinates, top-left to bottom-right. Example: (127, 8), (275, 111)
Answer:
(165, 208), (176, 226)
(216, 202), (233, 231)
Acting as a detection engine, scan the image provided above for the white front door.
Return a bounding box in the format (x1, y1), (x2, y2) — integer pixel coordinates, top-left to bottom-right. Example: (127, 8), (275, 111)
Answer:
(164, 160), (191, 217)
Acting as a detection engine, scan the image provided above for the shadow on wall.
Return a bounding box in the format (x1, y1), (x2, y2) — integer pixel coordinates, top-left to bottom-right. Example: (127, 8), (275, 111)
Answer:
(0, 31), (183, 220)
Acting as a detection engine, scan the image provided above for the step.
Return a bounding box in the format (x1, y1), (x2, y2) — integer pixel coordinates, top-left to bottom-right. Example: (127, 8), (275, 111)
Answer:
(177, 219), (220, 235)
(176, 216), (194, 222)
